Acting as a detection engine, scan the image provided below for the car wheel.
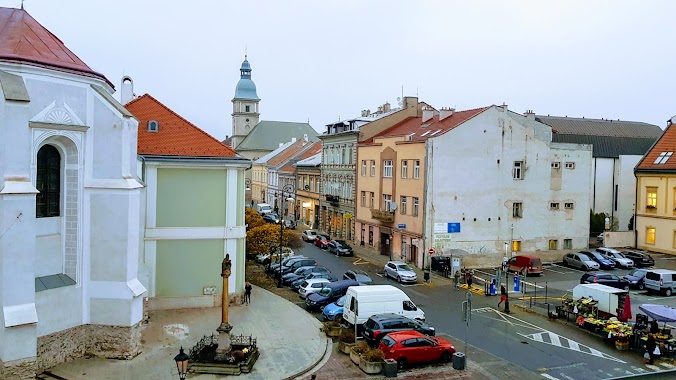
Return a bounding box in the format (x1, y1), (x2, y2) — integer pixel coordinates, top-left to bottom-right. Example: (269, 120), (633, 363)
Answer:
(397, 358), (406, 370)
(334, 314), (342, 323)
(623, 285), (630, 291)
(666, 289), (673, 297)
(521, 268), (528, 276)
(440, 351), (452, 363)
(397, 276), (402, 283)
(639, 283), (645, 290)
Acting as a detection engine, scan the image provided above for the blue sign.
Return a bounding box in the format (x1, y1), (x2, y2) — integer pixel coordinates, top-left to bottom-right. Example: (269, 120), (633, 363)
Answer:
(448, 223), (461, 233)
(513, 275), (520, 292)
(397, 224), (406, 229)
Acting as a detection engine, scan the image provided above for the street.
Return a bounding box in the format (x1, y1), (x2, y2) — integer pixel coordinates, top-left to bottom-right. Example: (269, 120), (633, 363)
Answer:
(294, 242), (676, 379)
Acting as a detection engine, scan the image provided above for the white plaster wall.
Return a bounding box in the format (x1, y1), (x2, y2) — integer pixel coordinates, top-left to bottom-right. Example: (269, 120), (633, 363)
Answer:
(617, 155), (641, 231)
(429, 107), (592, 256)
(592, 158), (615, 217)
(35, 217), (62, 277)
(35, 286), (83, 336)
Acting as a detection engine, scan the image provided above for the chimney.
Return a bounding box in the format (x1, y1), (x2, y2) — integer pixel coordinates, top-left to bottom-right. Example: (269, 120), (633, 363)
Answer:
(377, 106), (383, 114)
(303, 133), (308, 141)
(498, 103), (508, 112)
(291, 137), (297, 143)
(383, 102), (391, 113)
(361, 110), (368, 117)
(422, 106), (436, 123)
(524, 110), (535, 121)
(120, 76), (134, 104)
(439, 107), (455, 121)
(404, 96), (418, 109)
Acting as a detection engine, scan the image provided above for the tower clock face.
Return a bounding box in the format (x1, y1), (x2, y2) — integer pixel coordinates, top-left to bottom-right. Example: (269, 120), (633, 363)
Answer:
(246, 118), (250, 122)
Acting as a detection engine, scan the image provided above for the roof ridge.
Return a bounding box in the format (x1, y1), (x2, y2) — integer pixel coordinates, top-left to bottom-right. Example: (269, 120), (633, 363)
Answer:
(133, 93), (236, 156)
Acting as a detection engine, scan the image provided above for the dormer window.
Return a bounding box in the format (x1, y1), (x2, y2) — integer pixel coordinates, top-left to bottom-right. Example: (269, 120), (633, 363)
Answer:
(148, 120), (159, 132)
(654, 152), (673, 164)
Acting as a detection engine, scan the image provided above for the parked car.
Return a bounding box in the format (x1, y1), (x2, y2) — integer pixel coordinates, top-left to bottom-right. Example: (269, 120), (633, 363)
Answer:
(585, 250), (616, 270)
(301, 230), (318, 242)
(623, 268), (649, 290)
(343, 285), (426, 327)
(580, 272), (630, 290)
(597, 232), (605, 243)
(384, 261), (417, 283)
(343, 270), (374, 285)
(298, 278), (330, 299)
(262, 213), (280, 224)
(563, 252), (601, 271)
(314, 235), (331, 249)
(292, 272), (335, 291)
(621, 249), (655, 268)
(322, 295), (346, 322)
(255, 247), (294, 264)
(283, 219), (296, 229)
(644, 269), (676, 296)
(305, 280), (359, 311)
(282, 266), (328, 285)
(267, 255), (306, 274)
(276, 258), (317, 278)
(596, 248), (634, 269)
(327, 240), (354, 256)
(362, 313), (435, 346)
(379, 331), (455, 370)
(507, 255), (543, 276)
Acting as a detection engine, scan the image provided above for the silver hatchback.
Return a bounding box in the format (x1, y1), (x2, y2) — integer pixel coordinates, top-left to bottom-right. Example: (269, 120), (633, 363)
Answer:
(384, 261), (417, 283)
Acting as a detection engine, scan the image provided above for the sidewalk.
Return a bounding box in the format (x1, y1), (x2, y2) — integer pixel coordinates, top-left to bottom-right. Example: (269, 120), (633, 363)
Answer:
(44, 285), (329, 380)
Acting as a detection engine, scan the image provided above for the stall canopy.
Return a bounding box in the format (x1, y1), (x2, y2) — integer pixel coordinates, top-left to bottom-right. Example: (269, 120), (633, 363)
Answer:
(638, 304), (676, 322)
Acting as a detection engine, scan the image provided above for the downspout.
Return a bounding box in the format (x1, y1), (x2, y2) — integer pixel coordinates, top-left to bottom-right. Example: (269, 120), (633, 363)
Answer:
(592, 158), (597, 211)
(423, 139), (432, 274)
(611, 159), (616, 230)
(633, 172), (638, 248)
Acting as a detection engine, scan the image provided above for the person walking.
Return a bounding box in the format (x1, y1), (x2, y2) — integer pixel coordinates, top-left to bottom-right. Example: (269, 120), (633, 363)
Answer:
(466, 270), (473, 289)
(244, 282), (252, 305)
(645, 335), (657, 364)
(454, 269), (461, 290)
(498, 283), (507, 308)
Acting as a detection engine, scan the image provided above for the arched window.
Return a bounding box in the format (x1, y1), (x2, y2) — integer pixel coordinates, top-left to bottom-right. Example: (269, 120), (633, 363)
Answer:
(36, 144), (61, 217)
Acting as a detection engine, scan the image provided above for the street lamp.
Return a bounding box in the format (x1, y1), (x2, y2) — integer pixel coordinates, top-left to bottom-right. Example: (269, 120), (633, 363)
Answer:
(174, 346), (189, 380)
(277, 184), (294, 288)
(245, 178), (252, 207)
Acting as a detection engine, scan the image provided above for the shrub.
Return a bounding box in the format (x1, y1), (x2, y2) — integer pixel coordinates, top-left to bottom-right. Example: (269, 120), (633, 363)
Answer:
(351, 341), (369, 355)
(323, 321), (340, 330)
(361, 347), (385, 363)
(339, 329), (356, 343)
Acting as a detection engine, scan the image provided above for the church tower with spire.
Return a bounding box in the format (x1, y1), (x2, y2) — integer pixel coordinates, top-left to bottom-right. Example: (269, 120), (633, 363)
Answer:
(230, 56), (260, 149)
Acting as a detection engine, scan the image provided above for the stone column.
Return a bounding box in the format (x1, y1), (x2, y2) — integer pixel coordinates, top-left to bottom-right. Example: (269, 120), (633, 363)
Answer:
(215, 254), (233, 360)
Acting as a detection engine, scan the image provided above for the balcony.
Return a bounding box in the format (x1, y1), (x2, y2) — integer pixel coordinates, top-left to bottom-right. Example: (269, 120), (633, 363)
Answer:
(371, 208), (394, 223)
(325, 194), (340, 207)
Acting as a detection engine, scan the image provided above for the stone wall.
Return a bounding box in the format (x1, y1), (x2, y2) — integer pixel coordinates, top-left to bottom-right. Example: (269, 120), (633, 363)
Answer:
(0, 357), (37, 380)
(36, 323), (142, 372)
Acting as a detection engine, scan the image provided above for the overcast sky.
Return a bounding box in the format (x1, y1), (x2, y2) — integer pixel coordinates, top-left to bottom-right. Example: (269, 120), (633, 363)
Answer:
(5, 0), (675, 140)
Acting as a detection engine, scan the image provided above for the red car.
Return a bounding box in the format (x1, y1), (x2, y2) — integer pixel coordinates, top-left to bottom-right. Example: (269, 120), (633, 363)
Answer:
(379, 330), (455, 369)
(313, 235), (331, 249)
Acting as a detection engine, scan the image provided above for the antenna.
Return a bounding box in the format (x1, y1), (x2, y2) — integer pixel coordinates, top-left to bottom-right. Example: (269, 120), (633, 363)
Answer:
(244, 45), (247, 59)
(21, 0), (25, 9)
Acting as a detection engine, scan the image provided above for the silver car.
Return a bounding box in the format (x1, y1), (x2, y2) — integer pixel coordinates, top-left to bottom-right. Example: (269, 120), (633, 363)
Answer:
(563, 252), (600, 271)
(596, 248), (634, 268)
(298, 278), (330, 299)
(384, 261), (417, 283)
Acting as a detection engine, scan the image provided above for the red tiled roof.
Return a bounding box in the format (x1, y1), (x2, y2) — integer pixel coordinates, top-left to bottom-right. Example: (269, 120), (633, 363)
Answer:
(294, 141), (322, 160)
(267, 139), (312, 167)
(363, 107), (490, 144)
(275, 141), (321, 173)
(0, 7), (112, 87)
(126, 94), (238, 158)
(636, 123), (676, 171)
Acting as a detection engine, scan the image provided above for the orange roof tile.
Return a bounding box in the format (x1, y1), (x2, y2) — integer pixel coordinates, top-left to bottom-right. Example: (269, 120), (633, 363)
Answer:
(294, 141), (322, 160)
(275, 141), (321, 173)
(636, 123), (676, 171)
(126, 94), (238, 158)
(0, 7), (112, 87)
(267, 139), (313, 167)
(363, 106), (490, 144)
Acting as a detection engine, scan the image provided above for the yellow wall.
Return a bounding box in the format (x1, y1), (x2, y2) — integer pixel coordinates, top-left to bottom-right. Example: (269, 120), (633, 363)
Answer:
(635, 174), (676, 255)
(251, 163), (268, 204)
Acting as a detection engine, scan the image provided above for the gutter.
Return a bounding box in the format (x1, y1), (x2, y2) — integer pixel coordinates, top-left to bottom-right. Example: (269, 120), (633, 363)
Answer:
(140, 154), (252, 169)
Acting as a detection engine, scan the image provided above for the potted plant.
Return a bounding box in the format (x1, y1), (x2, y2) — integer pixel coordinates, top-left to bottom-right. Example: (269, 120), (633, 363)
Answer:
(359, 347), (385, 374)
(350, 341), (369, 365)
(338, 329), (356, 354)
(322, 321), (341, 338)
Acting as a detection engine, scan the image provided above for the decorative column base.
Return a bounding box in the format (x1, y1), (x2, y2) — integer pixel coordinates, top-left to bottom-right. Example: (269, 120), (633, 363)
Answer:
(215, 323), (233, 361)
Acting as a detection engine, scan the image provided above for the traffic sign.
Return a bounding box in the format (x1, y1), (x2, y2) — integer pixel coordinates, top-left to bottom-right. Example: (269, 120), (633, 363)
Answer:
(429, 248), (435, 256)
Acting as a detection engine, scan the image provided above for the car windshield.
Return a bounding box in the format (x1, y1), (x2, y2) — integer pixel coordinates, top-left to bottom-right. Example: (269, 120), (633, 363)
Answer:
(397, 264), (413, 271)
(335, 296), (346, 307)
(317, 287), (331, 296)
(300, 281), (309, 288)
(610, 252), (623, 258)
(336, 240), (347, 246)
(355, 274), (372, 283)
(628, 269), (646, 277)
(578, 254), (591, 261)
(589, 252), (604, 260)
(381, 336), (396, 348)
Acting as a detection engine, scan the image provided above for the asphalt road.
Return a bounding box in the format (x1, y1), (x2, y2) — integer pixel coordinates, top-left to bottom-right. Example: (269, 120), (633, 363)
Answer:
(294, 242), (675, 380)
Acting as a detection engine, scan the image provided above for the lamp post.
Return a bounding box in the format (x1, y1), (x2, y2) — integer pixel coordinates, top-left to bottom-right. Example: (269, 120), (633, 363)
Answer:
(277, 184), (294, 288)
(174, 346), (189, 379)
(245, 178), (252, 208)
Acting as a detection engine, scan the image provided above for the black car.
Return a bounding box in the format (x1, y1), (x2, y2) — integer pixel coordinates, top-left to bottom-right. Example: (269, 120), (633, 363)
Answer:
(343, 270), (374, 285)
(283, 266), (330, 285)
(327, 240), (354, 256)
(623, 268), (648, 290)
(585, 250), (616, 270)
(291, 272), (335, 290)
(621, 250), (655, 268)
(580, 272), (630, 290)
(362, 313), (435, 346)
(262, 213), (280, 224)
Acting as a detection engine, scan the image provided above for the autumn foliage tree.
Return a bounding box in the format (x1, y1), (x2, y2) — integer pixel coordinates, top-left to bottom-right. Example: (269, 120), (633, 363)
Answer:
(245, 208), (265, 231)
(246, 223), (302, 259)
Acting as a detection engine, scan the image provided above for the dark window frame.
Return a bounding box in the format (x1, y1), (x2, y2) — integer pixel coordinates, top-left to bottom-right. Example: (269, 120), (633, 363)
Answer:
(36, 144), (61, 218)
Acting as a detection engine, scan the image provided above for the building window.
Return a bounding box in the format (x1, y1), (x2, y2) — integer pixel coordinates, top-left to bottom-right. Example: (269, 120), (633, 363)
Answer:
(564, 202), (574, 209)
(370, 160), (376, 176)
(646, 227), (656, 245)
(401, 160), (408, 178)
(383, 160), (393, 178)
(565, 162), (575, 169)
(550, 202), (559, 210)
(551, 162), (560, 169)
(148, 120), (159, 132)
(383, 194), (392, 211)
(361, 191), (366, 206)
(413, 160), (420, 179)
(513, 161), (524, 180)
(413, 197), (419, 216)
(512, 240), (521, 252)
(512, 202), (523, 218)
(245, 105), (250, 112)
(549, 240), (558, 250)
(370, 192), (374, 208)
(401, 196), (407, 214)
(361, 160), (366, 176)
(36, 144), (61, 218)
(564, 239), (572, 249)
(654, 151), (673, 164)
(646, 187), (657, 211)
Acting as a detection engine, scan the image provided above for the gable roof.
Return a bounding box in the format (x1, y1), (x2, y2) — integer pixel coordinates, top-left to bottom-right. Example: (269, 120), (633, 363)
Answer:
(364, 106), (489, 144)
(254, 140), (296, 164)
(125, 94), (238, 158)
(537, 115), (663, 158)
(278, 141), (321, 173)
(295, 152), (322, 167)
(267, 139), (316, 168)
(0, 7), (112, 87)
(636, 123), (676, 172)
(236, 120), (319, 151)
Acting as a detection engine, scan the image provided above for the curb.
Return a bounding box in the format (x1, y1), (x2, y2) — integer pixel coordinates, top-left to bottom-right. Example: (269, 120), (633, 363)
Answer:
(283, 337), (332, 380)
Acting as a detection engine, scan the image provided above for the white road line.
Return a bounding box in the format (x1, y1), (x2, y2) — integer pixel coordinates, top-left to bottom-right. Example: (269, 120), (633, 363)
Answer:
(645, 364), (661, 371)
(658, 257), (676, 260)
(544, 267), (567, 274)
(557, 373), (576, 380)
(630, 366), (648, 373)
(541, 374), (559, 380)
(658, 362), (675, 369)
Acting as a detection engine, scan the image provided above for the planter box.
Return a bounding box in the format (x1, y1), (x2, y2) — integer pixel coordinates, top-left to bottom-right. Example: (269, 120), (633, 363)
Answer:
(350, 350), (362, 365)
(323, 324), (341, 338)
(339, 341), (356, 355)
(359, 360), (383, 374)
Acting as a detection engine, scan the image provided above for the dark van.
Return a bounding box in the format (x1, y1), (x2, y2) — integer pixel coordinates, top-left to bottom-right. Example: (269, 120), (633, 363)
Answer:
(305, 280), (359, 311)
(508, 255), (543, 276)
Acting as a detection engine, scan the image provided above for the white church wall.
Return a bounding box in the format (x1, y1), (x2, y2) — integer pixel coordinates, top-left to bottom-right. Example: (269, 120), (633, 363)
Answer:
(91, 100), (123, 179)
(89, 193), (130, 282)
(35, 287), (82, 336)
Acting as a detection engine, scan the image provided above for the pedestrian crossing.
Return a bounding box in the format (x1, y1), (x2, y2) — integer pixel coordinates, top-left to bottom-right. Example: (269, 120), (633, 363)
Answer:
(540, 362), (676, 379)
(523, 331), (625, 363)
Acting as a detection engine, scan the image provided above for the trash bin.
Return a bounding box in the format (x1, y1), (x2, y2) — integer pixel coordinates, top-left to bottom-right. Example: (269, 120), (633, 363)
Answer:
(382, 358), (398, 377)
(452, 352), (466, 370)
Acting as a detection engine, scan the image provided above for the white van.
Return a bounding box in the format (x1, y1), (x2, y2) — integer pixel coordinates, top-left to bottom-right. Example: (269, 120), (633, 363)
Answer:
(256, 203), (273, 214)
(342, 285), (425, 328)
(644, 269), (676, 296)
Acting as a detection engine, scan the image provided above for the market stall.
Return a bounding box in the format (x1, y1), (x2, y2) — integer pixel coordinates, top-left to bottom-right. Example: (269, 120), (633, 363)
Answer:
(636, 304), (676, 358)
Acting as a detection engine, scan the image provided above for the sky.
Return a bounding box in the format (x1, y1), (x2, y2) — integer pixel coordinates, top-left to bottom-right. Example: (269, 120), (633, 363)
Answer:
(4, 0), (675, 140)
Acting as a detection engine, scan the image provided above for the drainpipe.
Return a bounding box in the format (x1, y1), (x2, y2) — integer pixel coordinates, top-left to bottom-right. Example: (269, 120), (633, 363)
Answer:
(423, 139), (433, 279)
(611, 159), (616, 230)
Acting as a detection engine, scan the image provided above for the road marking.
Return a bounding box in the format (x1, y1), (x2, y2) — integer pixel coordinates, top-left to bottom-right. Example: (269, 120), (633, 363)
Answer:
(541, 374), (559, 380)
(658, 362), (675, 369)
(630, 366), (648, 373)
(544, 267), (567, 274)
(557, 373), (576, 380)
(658, 257), (676, 260)
(644, 364), (660, 371)
(552, 263), (585, 273)
(352, 258), (369, 265)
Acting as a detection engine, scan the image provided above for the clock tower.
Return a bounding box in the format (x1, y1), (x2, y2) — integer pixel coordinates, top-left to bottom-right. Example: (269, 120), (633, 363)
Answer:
(230, 56), (260, 149)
